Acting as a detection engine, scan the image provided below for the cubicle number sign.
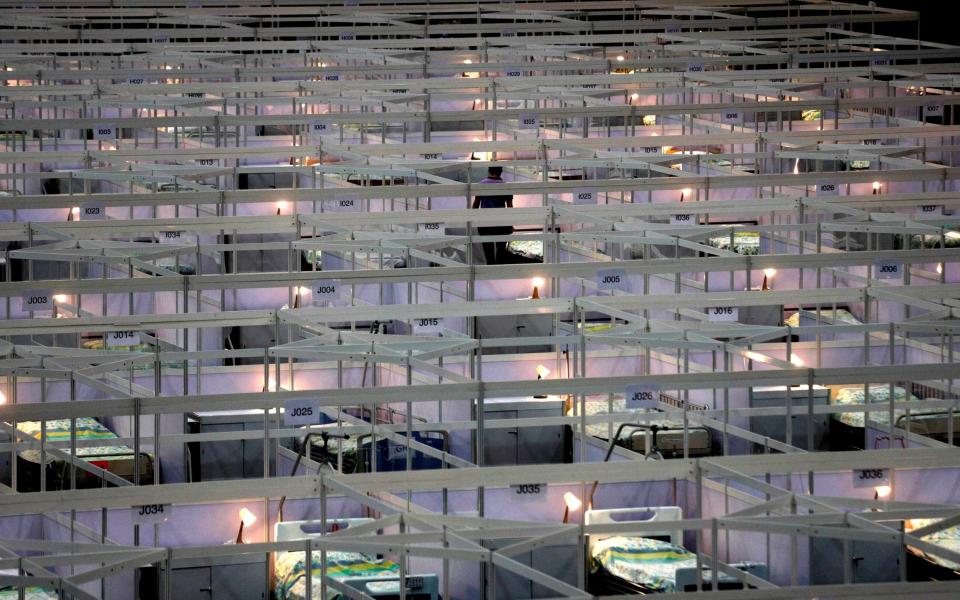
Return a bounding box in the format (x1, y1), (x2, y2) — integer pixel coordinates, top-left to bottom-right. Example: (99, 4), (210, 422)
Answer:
(284, 399), (320, 427)
(106, 331), (140, 348)
(597, 268), (627, 291)
(132, 504), (171, 526)
(22, 291), (52, 312)
(126, 76), (149, 85)
(158, 230), (185, 244)
(339, 32), (355, 41)
(518, 114), (539, 130)
(852, 468), (889, 489)
(413, 317), (443, 335)
(573, 188), (597, 205)
(323, 73), (342, 82)
(505, 69), (523, 77)
(625, 384), (660, 409)
(670, 213), (695, 226)
(871, 56), (891, 67)
(708, 306), (739, 322)
(312, 279), (338, 301)
(643, 146), (660, 154)
(816, 181), (838, 197)
(875, 260), (903, 280)
(419, 222), (445, 236)
(510, 483), (547, 499)
(308, 120), (331, 137)
(924, 103), (943, 118)
(79, 202), (106, 220)
(331, 196), (359, 212)
(918, 204), (943, 216)
(93, 125), (117, 140)
(686, 62), (705, 73)
(422, 153), (442, 161)
(720, 110), (742, 125)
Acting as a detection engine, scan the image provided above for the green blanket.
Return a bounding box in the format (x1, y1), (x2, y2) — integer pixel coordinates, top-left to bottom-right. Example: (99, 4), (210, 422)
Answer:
(17, 418), (136, 462)
(831, 386), (929, 428)
(907, 519), (960, 571)
(590, 536), (696, 592)
(274, 550), (399, 600)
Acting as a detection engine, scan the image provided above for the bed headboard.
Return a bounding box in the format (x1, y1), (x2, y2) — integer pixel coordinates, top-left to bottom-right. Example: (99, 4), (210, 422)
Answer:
(585, 507), (683, 550)
(274, 517), (373, 542)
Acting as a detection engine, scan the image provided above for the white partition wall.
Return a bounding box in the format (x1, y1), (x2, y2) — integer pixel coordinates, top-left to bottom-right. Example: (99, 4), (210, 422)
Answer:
(0, 1), (959, 598)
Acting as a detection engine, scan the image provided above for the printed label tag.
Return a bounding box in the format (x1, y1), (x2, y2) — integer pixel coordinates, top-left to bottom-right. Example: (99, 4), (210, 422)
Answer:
(625, 384), (660, 409)
(312, 279), (338, 300)
(412, 317), (442, 335)
(79, 202), (106, 220)
(720, 110), (742, 124)
(573, 188), (597, 205)
(852, 468), (889, 489)
(816, 180), (838, 197)
(518, 114), (539, 130)
(670, 213), (695, 225)
(707, 306), (739, 322)
(308, 120), (331, 136)
(418, 222), (445, 236)
(875, 260), (902, 280)
(106, 331), (140, 348)
(510, 483), (547, 499)
(132, 504), (171, 525)
(22, 291), (52, 312)
(92, 125), (117, 140)
(284, 399), (320, 427)
(597, 268), (627, 291)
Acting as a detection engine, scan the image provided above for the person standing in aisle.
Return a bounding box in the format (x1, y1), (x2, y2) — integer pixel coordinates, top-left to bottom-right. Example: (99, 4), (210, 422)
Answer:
(472, 165), (514, 265)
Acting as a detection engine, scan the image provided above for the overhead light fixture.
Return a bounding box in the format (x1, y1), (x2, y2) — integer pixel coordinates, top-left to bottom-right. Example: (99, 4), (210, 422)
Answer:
(562, 492), (582, 523)
(616, 55), (625, 62)
(463, 59), (472, 65)
(872, 181), (881, 195)
(236, 508), (257, 544)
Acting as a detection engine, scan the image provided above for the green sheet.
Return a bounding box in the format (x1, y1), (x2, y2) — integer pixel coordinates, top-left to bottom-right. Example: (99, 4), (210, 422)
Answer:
(0, 588), (57, 600)
(784, 308), (860, 328)
(907, 519), (960, 571)
(590, 536), (696, 592)
(274, 550), (399, 600)
(17, 417), (136, 462)
(831, 386), (929, 428)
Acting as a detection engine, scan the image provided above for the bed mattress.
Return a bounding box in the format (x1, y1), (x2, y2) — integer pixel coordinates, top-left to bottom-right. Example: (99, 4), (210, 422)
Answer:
(906, 519), (960, 572)
(574, 398), (710, 455)
(830, 386), (929, 428)
(16, 418), (153, 489)
(784, 308), (860, 328)
(274, 550), (399, 600)
(590, 536), (697, 593)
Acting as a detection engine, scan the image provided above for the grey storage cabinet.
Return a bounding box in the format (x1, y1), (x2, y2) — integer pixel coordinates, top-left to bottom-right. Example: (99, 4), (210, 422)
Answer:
(139, 555), (266, 600)
(749, 385), (829, 451)
(477, 397), (566, 466)
(476, 314), (553, 355)
(188, 410), (275, 481)
(488, 539), (578, 598)
(810, 537), (900, 584)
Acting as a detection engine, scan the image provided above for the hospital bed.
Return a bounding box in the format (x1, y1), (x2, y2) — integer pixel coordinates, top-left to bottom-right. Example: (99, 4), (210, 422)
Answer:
(826, 385), (933, 450)
(273, 518), (439, 600)
(904, 519), (960, 581)
(586, 507), (766, 594)
(573, 398), (711, 458)
(15, 418), (154, 491)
